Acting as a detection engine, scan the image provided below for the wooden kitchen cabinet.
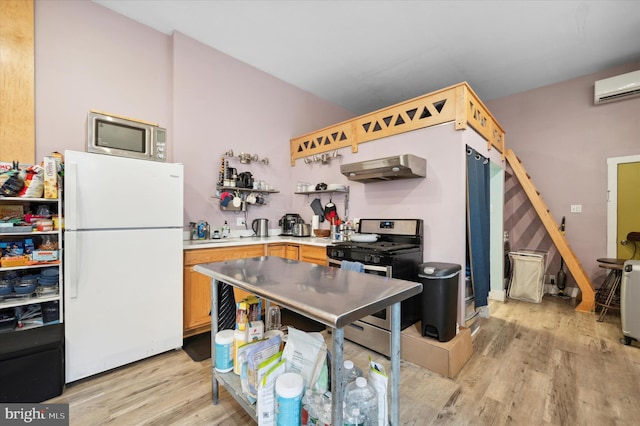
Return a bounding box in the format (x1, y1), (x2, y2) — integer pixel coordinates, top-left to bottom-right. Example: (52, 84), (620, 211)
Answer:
(267, 243), (299, 260)
(183, 244), (265, 337)
(0, 0), (35, 164)
(300, 244), (328, 265)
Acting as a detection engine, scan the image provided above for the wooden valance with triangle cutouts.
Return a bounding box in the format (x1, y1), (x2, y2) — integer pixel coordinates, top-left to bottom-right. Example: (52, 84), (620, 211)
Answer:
(289, 82), (505, 166)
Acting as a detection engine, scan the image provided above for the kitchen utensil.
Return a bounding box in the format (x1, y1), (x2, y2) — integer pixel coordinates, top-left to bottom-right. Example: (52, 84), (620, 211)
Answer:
(0, 280), (13, 296)
(279, 214), (304, 236)
(293, 223), (311, 237)
(324, 199), (337, 222)
(310, 198), (325, 222)
(350, 233), (380, 243)
(266, 305), (281, 331)
(313, 229), (330, 238)
(315, 182), (327, 190)
(237, 172), (254, 188)
(252, 218), (269, 237)
(13, 282), (37, 294)
(232, 193), (242, 208)
(326, 184), (347, 191)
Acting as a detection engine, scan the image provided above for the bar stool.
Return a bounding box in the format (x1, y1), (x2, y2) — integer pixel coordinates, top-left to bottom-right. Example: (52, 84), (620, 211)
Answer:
(595, 232), (640, 321)
(595, 258), (625, 322)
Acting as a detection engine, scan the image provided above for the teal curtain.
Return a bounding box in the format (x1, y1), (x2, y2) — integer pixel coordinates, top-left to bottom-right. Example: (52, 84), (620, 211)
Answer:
(466, 147), (490, 307)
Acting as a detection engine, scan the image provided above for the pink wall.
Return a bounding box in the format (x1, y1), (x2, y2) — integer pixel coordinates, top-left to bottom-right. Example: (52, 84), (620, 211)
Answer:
(171, 32), (353, 226)
(34, 0), (353, 230)
(35, 0), (173, 160)
(487, 62), (640, 289)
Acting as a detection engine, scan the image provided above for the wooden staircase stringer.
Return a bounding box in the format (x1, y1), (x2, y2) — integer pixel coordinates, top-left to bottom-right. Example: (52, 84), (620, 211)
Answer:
(504, 149), (595, 312)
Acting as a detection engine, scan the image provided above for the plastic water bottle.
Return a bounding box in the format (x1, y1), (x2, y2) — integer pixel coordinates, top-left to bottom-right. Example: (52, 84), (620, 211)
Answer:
(343, 407), (366, 426)
(342, 360), (363, 387)
(301, 389), (314, 426)
(345, 377), (377, 426)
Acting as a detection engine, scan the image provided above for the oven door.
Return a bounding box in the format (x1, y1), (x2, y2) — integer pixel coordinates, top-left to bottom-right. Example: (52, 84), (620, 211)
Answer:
(327, 258), (392, 329)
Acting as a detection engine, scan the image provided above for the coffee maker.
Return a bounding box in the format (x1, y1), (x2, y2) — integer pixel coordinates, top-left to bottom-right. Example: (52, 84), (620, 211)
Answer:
(279, 214), (304, 236)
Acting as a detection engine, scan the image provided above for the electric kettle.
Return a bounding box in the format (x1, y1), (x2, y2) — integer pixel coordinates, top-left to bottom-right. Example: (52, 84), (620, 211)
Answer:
(252, 218), (269, 237)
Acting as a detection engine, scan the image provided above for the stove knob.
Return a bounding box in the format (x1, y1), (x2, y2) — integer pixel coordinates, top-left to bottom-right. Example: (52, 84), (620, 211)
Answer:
(372, 256), (381, 264)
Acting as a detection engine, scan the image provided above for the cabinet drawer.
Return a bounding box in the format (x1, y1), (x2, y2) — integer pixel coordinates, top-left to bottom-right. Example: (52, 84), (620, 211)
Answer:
(267, 243), (299, 260)
(184, 244), (265, 266)
(299, 245), (327, 265)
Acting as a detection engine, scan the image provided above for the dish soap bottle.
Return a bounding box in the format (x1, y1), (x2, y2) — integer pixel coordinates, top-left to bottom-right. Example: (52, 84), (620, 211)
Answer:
(222, 220), (230, 238)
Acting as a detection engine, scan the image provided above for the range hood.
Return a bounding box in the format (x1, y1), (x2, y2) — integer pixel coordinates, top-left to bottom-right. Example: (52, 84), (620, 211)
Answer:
(340, 154), (426, 183)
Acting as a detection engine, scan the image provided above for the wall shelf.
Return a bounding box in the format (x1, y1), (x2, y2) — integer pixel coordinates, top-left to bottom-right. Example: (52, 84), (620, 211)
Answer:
(294, 188), (349, 221)
(216, 186), (279, 194)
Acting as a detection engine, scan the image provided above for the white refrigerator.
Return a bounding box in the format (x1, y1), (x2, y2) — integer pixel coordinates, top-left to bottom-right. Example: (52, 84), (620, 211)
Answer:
(63, 150), (184, 383)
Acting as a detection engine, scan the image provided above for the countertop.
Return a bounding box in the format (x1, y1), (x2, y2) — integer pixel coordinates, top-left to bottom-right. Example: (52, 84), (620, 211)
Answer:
(194, 256), (422, 328)
(183, 235), (333, 250)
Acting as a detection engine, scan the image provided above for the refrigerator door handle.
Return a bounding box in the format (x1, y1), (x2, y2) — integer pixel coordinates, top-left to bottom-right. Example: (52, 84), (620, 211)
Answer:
(66, 231), (79, 299)
(66, 161), (78, 230)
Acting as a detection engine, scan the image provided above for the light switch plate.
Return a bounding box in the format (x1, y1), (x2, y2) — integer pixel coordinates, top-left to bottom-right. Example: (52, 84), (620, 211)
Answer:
(570, 205), (582, 213)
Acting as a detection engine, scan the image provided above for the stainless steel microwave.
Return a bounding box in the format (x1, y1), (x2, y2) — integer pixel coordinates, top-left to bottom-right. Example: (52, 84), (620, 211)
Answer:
(86, 110), (167, 162)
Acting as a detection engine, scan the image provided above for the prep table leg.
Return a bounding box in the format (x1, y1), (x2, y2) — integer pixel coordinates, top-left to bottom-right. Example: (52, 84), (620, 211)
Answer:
(331, 327), (344, 426)
(390, 301), (400, 425)
(211, 278), (219, 404)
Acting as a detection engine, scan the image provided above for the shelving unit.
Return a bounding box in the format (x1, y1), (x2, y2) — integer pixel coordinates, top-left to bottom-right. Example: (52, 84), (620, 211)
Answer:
(0, 195), (64, 402)
(294, 187), (350, 220)
(217, 186), (279, 193)
(194, 257), (422, 426)
(214, 186), (279, 212)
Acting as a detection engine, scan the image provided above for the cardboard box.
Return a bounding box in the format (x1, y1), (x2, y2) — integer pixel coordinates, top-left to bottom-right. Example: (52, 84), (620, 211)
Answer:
(32, 250), (59, 262)
(0, 204), (24, 219)
(401, 323), (473, 378)
(43, 156), (58, 199)
(0, 255), (30, 268)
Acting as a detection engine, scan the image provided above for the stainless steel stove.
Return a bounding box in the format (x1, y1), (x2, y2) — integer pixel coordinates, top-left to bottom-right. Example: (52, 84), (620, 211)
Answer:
(326, 218), (423, 356)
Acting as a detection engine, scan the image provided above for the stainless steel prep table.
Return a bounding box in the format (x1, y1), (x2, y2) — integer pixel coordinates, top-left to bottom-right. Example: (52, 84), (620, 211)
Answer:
(194, 256), (422, 426)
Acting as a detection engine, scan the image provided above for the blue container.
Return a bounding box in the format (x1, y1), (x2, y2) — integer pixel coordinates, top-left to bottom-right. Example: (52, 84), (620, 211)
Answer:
(276, 372), (303, 426)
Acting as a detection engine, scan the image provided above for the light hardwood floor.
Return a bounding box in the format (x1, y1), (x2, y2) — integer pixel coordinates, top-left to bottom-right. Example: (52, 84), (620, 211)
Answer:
(49, 296), (640, 425)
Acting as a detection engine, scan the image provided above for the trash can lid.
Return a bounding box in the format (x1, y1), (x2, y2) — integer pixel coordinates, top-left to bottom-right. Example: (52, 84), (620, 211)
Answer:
(418, 262), (461, 278)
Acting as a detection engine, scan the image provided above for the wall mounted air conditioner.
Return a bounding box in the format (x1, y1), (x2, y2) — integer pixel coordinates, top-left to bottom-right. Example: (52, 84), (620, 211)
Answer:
(594, 70), (640, 105)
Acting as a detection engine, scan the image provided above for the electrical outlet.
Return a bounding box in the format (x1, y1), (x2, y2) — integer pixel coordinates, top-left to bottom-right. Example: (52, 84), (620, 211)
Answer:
(236, 217), (245, 226)
(570, 204), (582, 213)
(550, 275), (555, 285)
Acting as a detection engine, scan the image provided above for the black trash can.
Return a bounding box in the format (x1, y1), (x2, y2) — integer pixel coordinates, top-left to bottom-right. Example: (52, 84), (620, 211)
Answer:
(419, 262), (461, 342)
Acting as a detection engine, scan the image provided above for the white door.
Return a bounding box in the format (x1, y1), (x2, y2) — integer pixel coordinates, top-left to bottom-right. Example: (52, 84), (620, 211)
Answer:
(64, 227), (183, 383)
(607, 155), (640, 258)
(64, 150), (183, 230)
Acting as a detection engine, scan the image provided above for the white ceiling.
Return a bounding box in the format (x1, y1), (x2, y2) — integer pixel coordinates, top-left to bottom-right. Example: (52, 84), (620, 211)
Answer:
(93, 0), (640, 115)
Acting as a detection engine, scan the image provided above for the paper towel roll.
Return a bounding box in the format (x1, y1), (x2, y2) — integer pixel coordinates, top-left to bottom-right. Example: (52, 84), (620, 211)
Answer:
(311, 215), (320, 232)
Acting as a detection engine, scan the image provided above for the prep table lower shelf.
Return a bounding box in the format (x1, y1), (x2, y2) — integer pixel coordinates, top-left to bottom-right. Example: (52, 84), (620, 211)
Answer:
(194, 256), (422, 425)
(213, 370), (258, 423)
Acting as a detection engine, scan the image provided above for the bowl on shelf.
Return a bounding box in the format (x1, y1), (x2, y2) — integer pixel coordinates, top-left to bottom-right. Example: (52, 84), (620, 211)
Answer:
(313, 229), (331, 238)
(13, 282), (38, 295)
(0, 280), (14, 296)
